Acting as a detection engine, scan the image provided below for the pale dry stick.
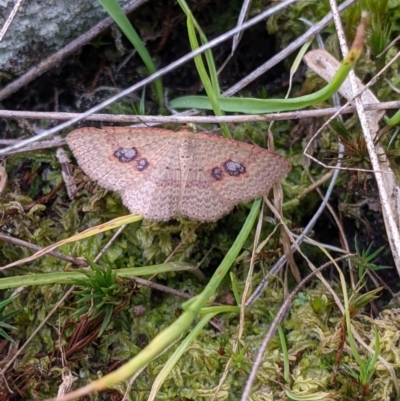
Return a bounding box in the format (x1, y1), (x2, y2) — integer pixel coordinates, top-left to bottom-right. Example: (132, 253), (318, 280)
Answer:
(0, 0), (298, 156)
(0, 0), (353, 122)
(246, 181), (346, 308)
(303, 168), (351, 283)
(301, 29), (400, 281)
(56, 147), (77, 200)
(241, 256), (350, 401)
(0, 0), (25, 41)
(122, 366), (148, 401)
(0, 138), (65, 154)
(329, 3), (400, 276)
(300, 17), (324, 48)
(133, 277), (195, 300)
(0, 162), (7, 193)
(0, 0), (148, 101)
(328, 0), (347, 50)
(352, 76), (400, 273)
(230, 0), (250, 56)
(291, 233), (347, 254)
(223, 0), (356, 97)
(57, 370), (77, 399)
(1, 101), (400, 128)
(324, 3), (400, 387)
(377, 34), (400, 58)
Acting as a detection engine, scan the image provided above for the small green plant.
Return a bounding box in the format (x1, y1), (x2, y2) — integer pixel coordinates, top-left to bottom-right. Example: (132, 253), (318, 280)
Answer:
(329, 119), (400, 175)
(72, 261), (134, 337)
(352, 236), (391, 279)
(221, 342), (252, 375)
(342, 324), (380, 398)
(328, 119), (371, 171)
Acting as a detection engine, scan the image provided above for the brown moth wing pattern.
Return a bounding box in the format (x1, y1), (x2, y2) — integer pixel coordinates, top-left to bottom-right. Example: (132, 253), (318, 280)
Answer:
(66, 127), (291, 221)
(188, 133), (291, 203)
(67, 127), (183, 219)
(66, 127), (176, 191)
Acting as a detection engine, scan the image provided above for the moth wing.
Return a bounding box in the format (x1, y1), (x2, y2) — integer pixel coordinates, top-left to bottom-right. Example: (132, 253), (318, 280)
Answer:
(66, 127), (178, 191)
(190, 134), (290, 203)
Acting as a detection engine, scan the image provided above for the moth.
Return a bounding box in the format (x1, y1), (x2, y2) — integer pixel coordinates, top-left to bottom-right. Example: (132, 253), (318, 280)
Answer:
(66, 127), (290, 221)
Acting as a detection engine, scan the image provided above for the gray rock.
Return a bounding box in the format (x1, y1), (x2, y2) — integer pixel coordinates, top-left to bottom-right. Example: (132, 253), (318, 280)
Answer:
(0, 0), (130, 75)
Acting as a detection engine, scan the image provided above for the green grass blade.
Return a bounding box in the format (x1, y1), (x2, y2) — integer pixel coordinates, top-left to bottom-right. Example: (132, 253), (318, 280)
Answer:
(385, 109), (400, 125)
(98, 305), (114, 337)
(0, 262), (193, 290)
(177, 0), (220, 93)
(177, 0), (230, 138)
(170, 14), (367, 114)
(97, 0), (164, 109)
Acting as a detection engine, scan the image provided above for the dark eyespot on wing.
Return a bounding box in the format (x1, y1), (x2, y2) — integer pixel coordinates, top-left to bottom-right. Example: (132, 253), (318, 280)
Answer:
(114, 147), (138, 163)
(211, 167), (223, 181)
(137, 158), (150, 171)
(224, 159), (246, 176)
